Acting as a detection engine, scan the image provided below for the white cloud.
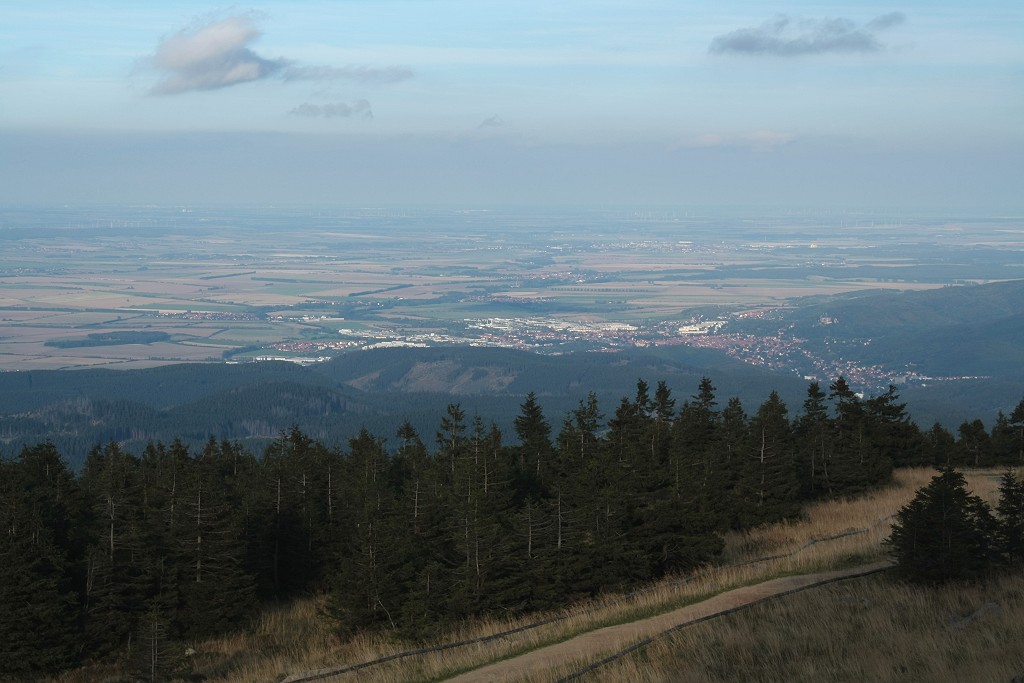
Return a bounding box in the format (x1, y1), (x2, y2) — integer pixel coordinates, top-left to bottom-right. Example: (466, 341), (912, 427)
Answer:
(148, 15), (412, 95)
(150, 15), (285, 94)
(709, 13), (907, 57)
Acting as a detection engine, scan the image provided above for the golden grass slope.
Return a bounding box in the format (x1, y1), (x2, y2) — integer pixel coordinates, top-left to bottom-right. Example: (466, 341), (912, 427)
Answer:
(573, 571), (1024, 683)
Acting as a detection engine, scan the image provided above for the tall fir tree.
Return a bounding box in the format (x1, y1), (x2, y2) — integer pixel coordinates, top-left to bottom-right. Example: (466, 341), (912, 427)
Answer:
(671, 377), (723, 524)
(79, 442), (148, 658)
(956, 419), (992, 468)
(995, 469), (1024, 566)
(0, 450), (81, 676)
(888, 468), (997, 583)
(735, 392), (800, 527)
(174, 451), (257, 639)
(990, 412), (1019, 466)
(922, 422), (957, 468)
(1010, 398), (1024, 466)
(793, 381), (832, 497)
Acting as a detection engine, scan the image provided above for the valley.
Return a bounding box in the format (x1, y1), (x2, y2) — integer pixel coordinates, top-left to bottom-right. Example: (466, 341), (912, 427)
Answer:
(3, 206), (1021, 397)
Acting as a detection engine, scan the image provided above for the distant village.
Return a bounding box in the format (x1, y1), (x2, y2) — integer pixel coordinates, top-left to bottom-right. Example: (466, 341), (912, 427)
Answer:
(249, 309), (985, 394)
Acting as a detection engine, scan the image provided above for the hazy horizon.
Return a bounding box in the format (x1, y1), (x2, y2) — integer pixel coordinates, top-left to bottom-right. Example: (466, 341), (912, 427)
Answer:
(2, 2), (1022, 208)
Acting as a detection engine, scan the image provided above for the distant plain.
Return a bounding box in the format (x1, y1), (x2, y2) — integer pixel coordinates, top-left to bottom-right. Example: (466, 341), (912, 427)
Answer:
(3, 205), (1019, 372)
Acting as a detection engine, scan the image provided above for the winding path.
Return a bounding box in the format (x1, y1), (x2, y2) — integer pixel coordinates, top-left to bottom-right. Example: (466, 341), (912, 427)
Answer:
(442, 561), (891, 682)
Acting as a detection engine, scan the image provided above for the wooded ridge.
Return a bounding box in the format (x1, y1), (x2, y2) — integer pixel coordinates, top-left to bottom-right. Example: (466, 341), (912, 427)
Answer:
(2, 376), (1022, 680)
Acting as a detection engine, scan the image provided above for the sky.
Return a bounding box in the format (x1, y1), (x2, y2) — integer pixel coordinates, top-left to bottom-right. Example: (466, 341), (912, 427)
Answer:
(1, 1), (1021, 208)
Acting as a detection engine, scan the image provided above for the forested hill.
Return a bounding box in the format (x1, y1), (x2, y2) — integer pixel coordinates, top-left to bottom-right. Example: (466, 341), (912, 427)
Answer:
(782, 279), (1024, 338)
(737, 279), (1024, 379)
(4, 375), (1022, 680)
(0, 345), (810, 469)
(1, 335), (1020, 469)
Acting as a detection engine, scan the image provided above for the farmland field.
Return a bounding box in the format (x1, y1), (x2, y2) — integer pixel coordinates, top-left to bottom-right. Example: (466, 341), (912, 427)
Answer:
(1, 205), (1021, 371)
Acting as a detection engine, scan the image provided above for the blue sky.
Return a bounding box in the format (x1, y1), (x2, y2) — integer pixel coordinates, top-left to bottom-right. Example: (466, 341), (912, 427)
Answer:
(1, 1), (1021, 207)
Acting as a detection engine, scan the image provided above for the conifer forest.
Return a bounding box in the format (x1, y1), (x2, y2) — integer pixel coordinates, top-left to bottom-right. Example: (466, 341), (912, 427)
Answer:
(3, 376), (1023, 679)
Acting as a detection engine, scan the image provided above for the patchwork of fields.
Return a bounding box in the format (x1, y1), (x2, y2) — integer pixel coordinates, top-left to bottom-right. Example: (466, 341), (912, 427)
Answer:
(2, 205), (1020, 374)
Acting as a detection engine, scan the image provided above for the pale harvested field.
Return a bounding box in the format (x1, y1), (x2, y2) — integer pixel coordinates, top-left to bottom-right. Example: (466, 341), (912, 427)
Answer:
(0, 354), (129, 370)
(200, 292), (310, 306)
(0, 339), (224, 371)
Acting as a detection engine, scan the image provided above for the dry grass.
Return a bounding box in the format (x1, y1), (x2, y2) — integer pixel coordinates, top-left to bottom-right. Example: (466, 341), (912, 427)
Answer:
(47, 468), (1013, 683)
(557, 571), (1024, 683)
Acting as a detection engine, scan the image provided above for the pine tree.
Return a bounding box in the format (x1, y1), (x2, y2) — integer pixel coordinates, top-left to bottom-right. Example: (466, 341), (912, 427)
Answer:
(437, 403), (467, 485)
(956, 419), (992, 468)
(887, 468), (997, 583)
(134, 440), (182, 645)
(513, 392), (553, 495)
(0, 526), (79, 676)
(447, 416), (513, 616)
(736, 392), (800, 527)
(922, 422), (956, 468)
(828, 377), (867, 493)
(0, 454), (80, 676)
(1010, 398), (1024, 466)
(794, 381), (832, 497)
(995, 469), (1024, 566)
(556, 392), (603, 469)
(990, 412), (1019, 466)
(174, 454), (257, 639)
(392, 421), (432, 537)
(254, 428), (334, 599)
(865, 385), (918, 473)
(131, 602), (178, 683)
(333, 428), (400, 630)
(671, 377), (723, 523)
(387, 423), (452, 638)
(79, 442), (149, 658)
(649, 380), (676, 467)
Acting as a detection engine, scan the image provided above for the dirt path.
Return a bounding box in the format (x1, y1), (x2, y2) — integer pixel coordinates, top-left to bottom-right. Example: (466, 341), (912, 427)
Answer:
(442, 561), (892, 682)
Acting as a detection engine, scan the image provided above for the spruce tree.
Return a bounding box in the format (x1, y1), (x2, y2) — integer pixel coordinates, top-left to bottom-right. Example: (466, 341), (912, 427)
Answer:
(956, 419), (992, 468)
(671, 377), (723, 523)
(716, 397), (748, 527)
(990, 413), (1019, 466)
(175, 454), (257, 639)
(887, 468), (997, 583)
(995, 469), (1024, 566)
(0, 454), (80, 676)
(332, 428), (401, 630)
(649, 380), (676, 467)
(79, 442), (148, 658)
(828, 377), (869, 493)
(922, 422), (957, 468)
(794, 381), (832, 497)
(1007, 397), (1024, 466)
(865, 385), (918, 472)
(736, 392), (799, 527)
(513, 392), (553, 495)
(1011, 398), (1024, 466)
